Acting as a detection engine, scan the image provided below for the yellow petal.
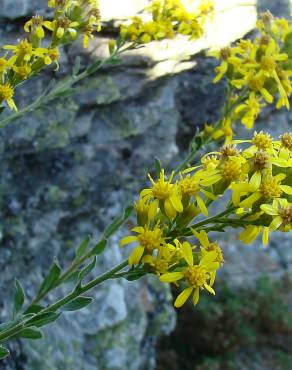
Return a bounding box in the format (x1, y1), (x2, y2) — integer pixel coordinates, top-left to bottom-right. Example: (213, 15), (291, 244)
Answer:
(269, 216), (283, 231)
(280, 185), (292, 195)
(239, 192), (262, 208)
(200, 251), (217, 266)
(164, 198), (176, 219)
(119, 235), (137, 247)
(181, 242), (193, 266)
(192, 229), (209, 248)
(239, 225), (260, 244)
(204, 283), (215, 295)
(160, 272), (184, 283)
(262, 227), (269, 246)
(128, 246), (144, 265)
(192, 287), (200, 305)
(174, 287), (193, 308)
(249, 172), (261, 191)
(200, 175), (221, 186)
(170, 193), (183, 212)
(132, 226), (144, 233)
(260, 204), (278, 215)
(196, 196), (208, 216)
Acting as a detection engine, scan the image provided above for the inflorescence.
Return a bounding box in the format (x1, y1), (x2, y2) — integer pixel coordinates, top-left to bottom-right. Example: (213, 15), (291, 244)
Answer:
(120, 132), (292, 307)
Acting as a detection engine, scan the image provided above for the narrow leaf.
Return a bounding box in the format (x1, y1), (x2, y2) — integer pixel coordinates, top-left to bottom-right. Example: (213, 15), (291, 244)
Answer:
(62, 270), (79, 284)
(103, 205), (134, 238)
(28, 312), (61, 328)
(24, 304), (44, 315)
(37, 259), (61, 297)
(154, 157), (161, 178)
(86, 60), (102, 74)
(89, 239), (107, 257)
(73, 56), (81, 75)
(17, 327), (43, 340)
(78, 257), (96, 282)
(62, 297), (93, 311)
(13, 279), (25, 318)
(0, 346), (10, 359)
(75, 235), (91, 261)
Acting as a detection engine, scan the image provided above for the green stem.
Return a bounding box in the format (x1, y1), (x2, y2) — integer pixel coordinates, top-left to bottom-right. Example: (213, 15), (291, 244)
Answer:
(0, 259), (128, 342)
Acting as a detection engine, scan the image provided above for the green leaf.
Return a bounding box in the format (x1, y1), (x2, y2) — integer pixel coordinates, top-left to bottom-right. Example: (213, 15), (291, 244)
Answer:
(86, 59), (102, 74)
(37, 259), (61, 297)
(123, 270), (146, 281)
(13, 279), (25, 318)
(103, 205), (134, 238)
(73, 56), (81, 75)
(24, 304), (44, 315)
(28, 312), (61, 328)
(78, 257), (96, 282)
(89, 239), (107, 257)
(154, 157), (161, 178)
(75, 235), (91, 261)
(17, 327), (43, 340)
(62, 270), (80, 284)
(0, 346), (10, 359)
(62, 297), (93, 311)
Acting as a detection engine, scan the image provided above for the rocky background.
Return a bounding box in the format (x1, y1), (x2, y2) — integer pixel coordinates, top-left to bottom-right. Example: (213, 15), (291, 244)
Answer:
(0, 1), (291, 370)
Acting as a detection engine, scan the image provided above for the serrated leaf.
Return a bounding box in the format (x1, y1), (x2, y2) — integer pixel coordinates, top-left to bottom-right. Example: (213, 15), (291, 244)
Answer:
(75, 235), (91, 261)
(103, 205), (134, 238)
(78, 256), (96, 282)
(154, 157), (161, 178)
(28, 312), (61, 328)
(89, 239), (107, 257)
(13, 279), (25, 318)
(0, 346), (10, 359)
(17, 327), (43, 340)
(62, 297), (93, 311)
(37, 259), (61, 297)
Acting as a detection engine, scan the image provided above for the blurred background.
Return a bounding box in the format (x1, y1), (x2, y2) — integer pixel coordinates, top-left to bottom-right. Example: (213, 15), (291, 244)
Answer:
(0, 0), (291, 369)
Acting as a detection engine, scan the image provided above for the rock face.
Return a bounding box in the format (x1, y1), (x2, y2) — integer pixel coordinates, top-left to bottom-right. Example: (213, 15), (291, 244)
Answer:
(0, 1), (290, 370)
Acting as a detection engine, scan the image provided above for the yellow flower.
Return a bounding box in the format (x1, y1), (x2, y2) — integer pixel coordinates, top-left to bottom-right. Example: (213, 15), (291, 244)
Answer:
(238, 174), (292, 208)
(160, 242), (219, 307)
(178, 174), (216, 216)
(120, 224), (165, 265)
(192, 230), (224, 265)
(13, 65), (32, 80)
(134, 197), (158, 226)
(280, 132), (292, 151)
(0, 57), (13, 75)
(0, 83), (17, 111)
(140, 170), (183, 219)
(142, 243), (177, 275)
(24, 15), (54, 40)
(252, 131), (273, 150)
(239, 225), (268, 245)
(4, 39), (34, 62)
(261, 198), (292, 235)
(234, 93), (264, 130)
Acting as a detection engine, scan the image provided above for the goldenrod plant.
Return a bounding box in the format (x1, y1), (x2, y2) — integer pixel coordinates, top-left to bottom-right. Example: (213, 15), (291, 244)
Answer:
(0, 1), (291, 361)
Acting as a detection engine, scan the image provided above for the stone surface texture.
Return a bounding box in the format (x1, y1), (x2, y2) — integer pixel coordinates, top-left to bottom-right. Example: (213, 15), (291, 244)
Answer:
(0, 1), (291, 370)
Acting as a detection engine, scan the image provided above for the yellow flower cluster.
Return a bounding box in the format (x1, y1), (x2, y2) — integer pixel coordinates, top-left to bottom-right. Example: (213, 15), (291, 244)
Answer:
(0, 0), (101, 111)
(120, 0), (214, 44)
(209, 13), (292, 136)
(120, 131), (291, 308)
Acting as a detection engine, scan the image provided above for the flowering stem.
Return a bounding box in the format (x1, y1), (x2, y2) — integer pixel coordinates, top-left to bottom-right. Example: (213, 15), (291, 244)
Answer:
(0, 43), (132, 129)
